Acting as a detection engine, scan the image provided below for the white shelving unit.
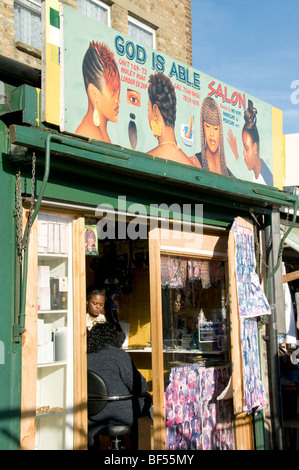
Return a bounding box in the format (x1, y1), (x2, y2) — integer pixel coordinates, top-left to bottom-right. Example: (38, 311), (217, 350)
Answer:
(36, 212), (74, 450)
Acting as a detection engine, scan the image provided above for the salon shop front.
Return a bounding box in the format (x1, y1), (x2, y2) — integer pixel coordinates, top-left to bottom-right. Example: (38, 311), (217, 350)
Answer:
(0, 83), (297, 450)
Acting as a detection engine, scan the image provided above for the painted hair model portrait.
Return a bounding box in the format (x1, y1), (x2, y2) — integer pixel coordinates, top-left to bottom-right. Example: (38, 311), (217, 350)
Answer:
(147, 72), (200, 168)
(76, 41), (121, 143)
(195, 96), (233, 177)
(242, 100), (273, 186)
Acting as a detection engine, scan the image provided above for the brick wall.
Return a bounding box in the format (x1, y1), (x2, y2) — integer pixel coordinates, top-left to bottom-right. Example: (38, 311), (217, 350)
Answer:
(154, 0), (192, 65)
(111, 0), (192, 65)
(0, 0), (192, 75)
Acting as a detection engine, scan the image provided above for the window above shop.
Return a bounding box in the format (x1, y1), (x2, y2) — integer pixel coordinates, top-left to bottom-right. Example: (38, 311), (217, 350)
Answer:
(128, 16), (156, 49)
(14, 0), (41, 50)
(77, 0), (110, 25)
(14, 0), (110, 53)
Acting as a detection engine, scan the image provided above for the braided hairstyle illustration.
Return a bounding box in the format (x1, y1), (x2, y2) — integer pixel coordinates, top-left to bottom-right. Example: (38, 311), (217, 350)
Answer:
(200, 96), (229, 176)
(148, 72), (177, 128)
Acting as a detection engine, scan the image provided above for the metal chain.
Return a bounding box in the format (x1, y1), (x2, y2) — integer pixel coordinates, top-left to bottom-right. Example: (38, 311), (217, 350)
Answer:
(15, 170), (23, 263)
(249, 212), (269, 330)
(250, 209), (262, 277)
(15, 153), (37, 261)
(23, 152), (36, 251)
(249, 209), (271, 269)
(253, 222), (261, 278)
(262, 225), (272, 269)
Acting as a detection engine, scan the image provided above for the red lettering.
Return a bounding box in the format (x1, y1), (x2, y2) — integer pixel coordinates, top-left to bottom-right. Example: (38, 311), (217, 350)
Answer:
(224, 86), (231, 103)
(215, 83), (224, 101)
(239, 93), (246, 109)
(231, 91), (238, 106)
(183, 94), (191, 103)
(208, 80), (216, 96)
(208, 80), (245, 109)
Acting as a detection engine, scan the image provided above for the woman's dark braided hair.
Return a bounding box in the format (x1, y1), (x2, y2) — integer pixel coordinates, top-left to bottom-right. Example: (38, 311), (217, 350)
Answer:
(87, 322), (124, 354)
(243, 99), (260, 152)
(148, 72), (177, 128)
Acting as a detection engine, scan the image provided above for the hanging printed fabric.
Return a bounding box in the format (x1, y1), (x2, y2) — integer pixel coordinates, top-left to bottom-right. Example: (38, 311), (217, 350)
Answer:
(187, 259), (202, 281)
(160, 256), (187, 288)
(231, 218), (271, 318)
(200, 260), (211, 289)
(230, 218), (269, 413)
(165, 365), (235, 450)
(240, 318), (268, 413)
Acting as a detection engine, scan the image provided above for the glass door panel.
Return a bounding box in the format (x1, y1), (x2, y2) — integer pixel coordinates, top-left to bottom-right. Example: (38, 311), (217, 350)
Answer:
(161, 254), (235, 450)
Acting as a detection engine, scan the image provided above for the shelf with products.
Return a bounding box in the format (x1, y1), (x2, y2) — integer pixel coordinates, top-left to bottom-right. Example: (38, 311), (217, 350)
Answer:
(39, 253), (69, 258)
(37, 213), (71, 367)
(36, 212), (74, 450)
(38, 262), (69, 313)
(36, 406), (65, 418)
(124, 348), (226, 355)
(163, 349), (226, 355)
(38, 310), (68, 314)
(37, 361), (67, 368)
(35, 370), (70, 450)
(124, 348), (152, 353)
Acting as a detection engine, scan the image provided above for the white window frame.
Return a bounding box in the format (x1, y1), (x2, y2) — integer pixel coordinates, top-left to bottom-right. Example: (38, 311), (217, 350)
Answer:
(128, 16), (156, 49)
(14, 0), (42, 50)
(77, 0), (111, 26)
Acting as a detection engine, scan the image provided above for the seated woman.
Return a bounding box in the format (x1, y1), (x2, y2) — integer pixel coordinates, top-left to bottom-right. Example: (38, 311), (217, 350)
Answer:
(86, 289), (125, 343)
(87, 322), (151, 449)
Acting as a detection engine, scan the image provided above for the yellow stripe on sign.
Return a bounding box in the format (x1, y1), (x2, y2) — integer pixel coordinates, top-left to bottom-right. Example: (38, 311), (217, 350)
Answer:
(45, 42), (60, 125)
(36, 88), (40, 126)
(43, 0), (61, 126)
(272, 106), (284, 190)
